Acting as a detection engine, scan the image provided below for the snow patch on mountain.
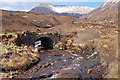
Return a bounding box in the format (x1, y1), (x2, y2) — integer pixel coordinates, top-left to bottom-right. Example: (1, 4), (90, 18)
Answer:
(101, 0), (119, 7)
(30, 4), (95, 18)
(107, 0), (119, 2)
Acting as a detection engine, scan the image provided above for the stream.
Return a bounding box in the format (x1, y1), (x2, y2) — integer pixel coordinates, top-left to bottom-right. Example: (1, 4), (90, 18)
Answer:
(14, 49), (107, 79)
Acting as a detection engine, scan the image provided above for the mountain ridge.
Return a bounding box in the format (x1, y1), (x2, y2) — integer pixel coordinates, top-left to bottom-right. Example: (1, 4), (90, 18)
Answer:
(30, 3), (95, 18)
(81, 0), (119, 25)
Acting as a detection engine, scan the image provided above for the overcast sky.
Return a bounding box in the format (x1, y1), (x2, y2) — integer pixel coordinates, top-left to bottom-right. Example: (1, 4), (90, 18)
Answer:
(1, 0), (107, 2)
(0, 0), (108, 11)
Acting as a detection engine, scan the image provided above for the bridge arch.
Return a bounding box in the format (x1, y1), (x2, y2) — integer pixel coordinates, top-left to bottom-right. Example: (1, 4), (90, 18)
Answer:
(34, 34), (57, 50)
(35, 37), (53, 49)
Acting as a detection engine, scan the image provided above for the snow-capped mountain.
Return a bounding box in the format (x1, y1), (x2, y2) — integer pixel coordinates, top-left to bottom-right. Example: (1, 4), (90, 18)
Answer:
(83, 0), (119, 24)
(30, 4), (95, 18)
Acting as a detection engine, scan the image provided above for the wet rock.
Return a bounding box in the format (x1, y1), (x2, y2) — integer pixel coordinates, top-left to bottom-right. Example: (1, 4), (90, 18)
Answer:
(79, 43), (88, 51)
(56, 63), (92, 79)
(4, 48), (12, 55)
(29, 57), (34, 63)
(89, 68), (103, 78)
(50, 62), (54, 66)
(9, 75), (14, 78)
(0, 72), (10, 78)
(45, 62), (50, 67)
(56, 69), (80, 78)
(34, 48), (38, 53)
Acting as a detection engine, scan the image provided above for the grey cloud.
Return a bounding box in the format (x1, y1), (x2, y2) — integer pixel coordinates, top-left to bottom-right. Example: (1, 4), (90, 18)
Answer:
(1, 2), (44, 11)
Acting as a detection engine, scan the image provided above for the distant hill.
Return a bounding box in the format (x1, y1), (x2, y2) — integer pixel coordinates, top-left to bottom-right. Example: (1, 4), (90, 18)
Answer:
(30, 4), (95, 18)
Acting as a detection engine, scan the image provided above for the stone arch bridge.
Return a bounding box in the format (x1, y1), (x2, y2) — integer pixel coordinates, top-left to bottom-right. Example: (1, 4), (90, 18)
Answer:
(17, 31), (61, 49)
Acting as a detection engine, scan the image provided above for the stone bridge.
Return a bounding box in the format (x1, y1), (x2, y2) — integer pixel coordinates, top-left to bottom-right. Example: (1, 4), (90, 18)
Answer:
(18, 31), (61, 49)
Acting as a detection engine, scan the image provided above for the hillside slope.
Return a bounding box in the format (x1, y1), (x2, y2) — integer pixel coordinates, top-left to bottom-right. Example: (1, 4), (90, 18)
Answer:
(2, 10), (77, 32)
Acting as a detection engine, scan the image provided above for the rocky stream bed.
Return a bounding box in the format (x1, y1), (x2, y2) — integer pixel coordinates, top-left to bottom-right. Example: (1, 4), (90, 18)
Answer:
(11, 49), (107, 79)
